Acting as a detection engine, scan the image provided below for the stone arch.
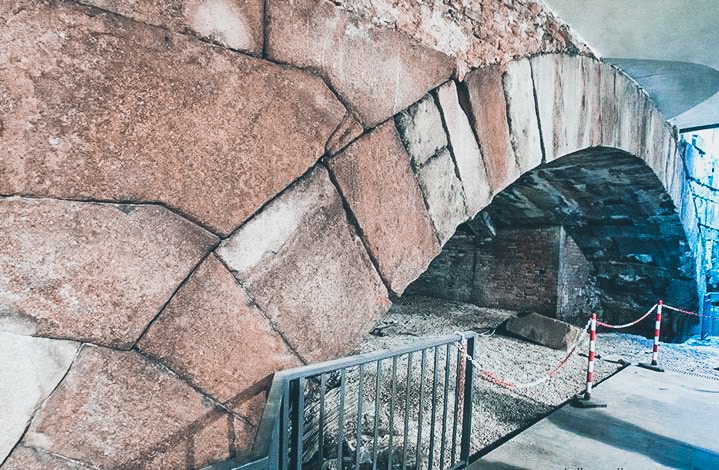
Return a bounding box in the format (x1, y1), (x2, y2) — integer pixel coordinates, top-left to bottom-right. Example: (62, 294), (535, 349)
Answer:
(0, 1), (700, 466)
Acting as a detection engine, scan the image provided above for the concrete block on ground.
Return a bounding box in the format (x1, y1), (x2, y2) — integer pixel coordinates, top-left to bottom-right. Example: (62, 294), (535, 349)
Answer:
(505, 313), (582, 350)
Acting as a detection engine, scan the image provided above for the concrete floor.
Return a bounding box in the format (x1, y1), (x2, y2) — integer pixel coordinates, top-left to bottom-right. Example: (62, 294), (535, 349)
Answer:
(472, 366), (719, 469)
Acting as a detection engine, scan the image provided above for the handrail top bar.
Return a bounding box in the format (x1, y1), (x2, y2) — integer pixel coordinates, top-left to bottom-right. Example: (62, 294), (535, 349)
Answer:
(275, 332), (475, 381)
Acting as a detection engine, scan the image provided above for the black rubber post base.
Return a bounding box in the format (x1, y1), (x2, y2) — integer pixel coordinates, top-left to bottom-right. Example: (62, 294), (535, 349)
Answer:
(571, 395), (607, 408)
(638, 362), (665, 372)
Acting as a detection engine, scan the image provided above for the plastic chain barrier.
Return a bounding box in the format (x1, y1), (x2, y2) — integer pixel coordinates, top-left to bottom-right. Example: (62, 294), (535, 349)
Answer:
(663, 303), (719, 319)
(595, 303), (657, 329)
(454, 319), (591, 391)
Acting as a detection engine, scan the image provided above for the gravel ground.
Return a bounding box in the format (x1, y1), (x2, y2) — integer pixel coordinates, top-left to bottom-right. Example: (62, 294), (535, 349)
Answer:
(354, 296), (719, 455)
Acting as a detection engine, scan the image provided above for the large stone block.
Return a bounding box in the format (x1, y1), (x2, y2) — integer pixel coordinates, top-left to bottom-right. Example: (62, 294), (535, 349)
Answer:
(505, 313), (581, 350)
(266, 0), (454, 127)
(615, 72), (646, 157)
(503, 58), (543, 172)
(326, 122), (441, 295)
(415, 149), (468, 246)
(395, 94), (448, 167)
(530, 54), (559, 162)
(0, 198), (216, 348)
(599, 64), (620, 147)
(138, 255), (300, 419)
(217, 166), (391, 362)
(0, 333), (79, 464)
(0, 1), (345, 235)
(3, 446), (93, 469)
(80, 0), (264, 53)
(435, 80), (492, 216)
(464, 66), (520, 194)
(553, 55), (585, 159)
(581, 56), (603, 149)
(22, 346), (236, 469)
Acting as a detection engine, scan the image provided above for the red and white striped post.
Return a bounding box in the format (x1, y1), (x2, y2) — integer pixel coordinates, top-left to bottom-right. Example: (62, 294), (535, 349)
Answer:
(574, 313), (606, 408)
(584, 312), (597, 400)
(639, 300), (665, 372)
(651, 300), (662, 365)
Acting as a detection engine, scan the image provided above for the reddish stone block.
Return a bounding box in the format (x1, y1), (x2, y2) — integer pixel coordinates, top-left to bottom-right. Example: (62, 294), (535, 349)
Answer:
(2, 446), (93, 469)
(326, 112), (364, 156)
(464, 66), (520, 194)
(23, 346), (235, 469)
(0, 1), (345, 235)
(82, 0), (265, 53)
(327, 122), (441, 295)
(138, 255), (300, 415)
(0, 198), (216, 348)
(266, 0), (454, 127)
(217, 167), (391, 362)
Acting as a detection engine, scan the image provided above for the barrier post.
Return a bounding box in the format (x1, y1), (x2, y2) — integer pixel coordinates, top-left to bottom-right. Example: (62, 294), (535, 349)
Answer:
(639, 300), (665, 372)
(573, 313), (606, 408)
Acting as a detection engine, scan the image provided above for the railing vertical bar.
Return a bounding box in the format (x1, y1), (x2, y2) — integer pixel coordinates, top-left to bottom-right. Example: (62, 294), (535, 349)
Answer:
(415, 348), (427, 469)
(318, 373), (327, 470)
(402, 352), (413, 470)
(451, 344), (461, 466)
(355, 364), (365, 470)
(281, 387), (290, 470)
(372, 360), (382, 470)
(387, 356), (398, 470)
(439, 344), (451, 468)
(289, 378), (305, 470)
(460, 336), (475, 463)
(338, 368), (346, 470)
(427, 346), (440, 470)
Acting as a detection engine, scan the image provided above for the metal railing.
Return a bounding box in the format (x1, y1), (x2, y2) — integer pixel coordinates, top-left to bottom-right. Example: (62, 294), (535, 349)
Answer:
(208, 333), (477, 470)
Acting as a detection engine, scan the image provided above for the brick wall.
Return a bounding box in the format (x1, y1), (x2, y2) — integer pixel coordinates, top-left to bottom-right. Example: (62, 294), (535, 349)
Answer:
(557, 228), (601, 324)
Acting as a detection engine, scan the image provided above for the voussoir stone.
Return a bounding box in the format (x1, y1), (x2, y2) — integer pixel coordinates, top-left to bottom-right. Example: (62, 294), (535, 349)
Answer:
(139, 254), (300, 418)
(435, 80), (492, 216)
(217, 166), (391, 363)
(327, 122), (441, 295)
(266, 0), (454, 127)
(80, 0), (264, 53)
(0, 198), (216, 348)
(0, 333), (80, 464)
(503, 58), (542, 172)
(464, 66), (520, 195)
(23, 346), (236, 469)
(395, 94), (448, 167)
(0, 1), (346, 235)
(530, 54), (559, 162)
(414, 149), (469, 246)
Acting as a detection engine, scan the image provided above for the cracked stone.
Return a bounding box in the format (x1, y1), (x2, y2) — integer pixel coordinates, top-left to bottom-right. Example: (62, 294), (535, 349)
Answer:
(0, 198), (216, 348)
(327, 122), (441, 295)
(138, 254), (300, 419)
(217, 166), (391, 362)
(22, 346), (235, 469)
(0, 1), (345, 235)
(394, 94), (448, 167)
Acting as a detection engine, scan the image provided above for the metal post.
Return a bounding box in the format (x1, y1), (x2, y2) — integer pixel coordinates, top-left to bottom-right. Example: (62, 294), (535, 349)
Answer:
(573, 313), (606, 408)
(639, 300), (665, 372)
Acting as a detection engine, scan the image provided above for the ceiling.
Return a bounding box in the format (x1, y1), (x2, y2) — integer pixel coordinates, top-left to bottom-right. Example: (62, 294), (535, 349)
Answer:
(544, 0), (719, 130)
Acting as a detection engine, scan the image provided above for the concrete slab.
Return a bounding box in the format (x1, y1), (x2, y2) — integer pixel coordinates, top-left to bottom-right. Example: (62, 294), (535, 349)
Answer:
(472, 366), (719, 469)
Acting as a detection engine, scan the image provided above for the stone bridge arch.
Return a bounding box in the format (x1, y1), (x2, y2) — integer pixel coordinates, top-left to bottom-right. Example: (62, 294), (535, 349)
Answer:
(0, 1), (701, 467)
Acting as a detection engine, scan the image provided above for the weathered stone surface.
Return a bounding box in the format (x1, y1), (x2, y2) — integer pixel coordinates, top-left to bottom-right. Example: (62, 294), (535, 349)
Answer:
(599, 63), (620, 147)
(2, 446), (94, 469)
(0, 198), (216, 348)
(615, 71), (645, 158)
(266, 0), (454, 127)
(81, 0), (264, 53)
(139, 254), (300, 416)
(530, 54), (559, 161)
(395, 94), (448, 167)
(581, 57), (603, 149)
(505, 313), (581, 350)
(415, 149), (468, 246)
(0, 1), (345, 235)
(217, 167), (391, 362)
(326, 113), (364, 156)
(503, 58), (543, 172)
(327, 123), (441, 295)
(553, 55), (585, 159)
(436, 80), (492, 216)
(464, 66), (520, 194)
(0, 333), (79, 464)
(23, 346), (235, 469)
